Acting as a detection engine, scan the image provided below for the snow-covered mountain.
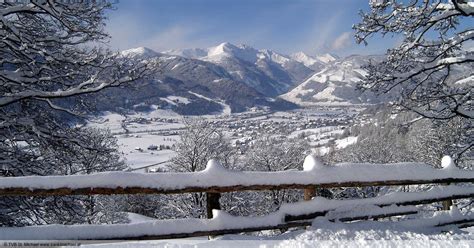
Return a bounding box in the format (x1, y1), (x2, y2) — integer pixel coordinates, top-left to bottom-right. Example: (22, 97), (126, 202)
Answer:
(120, 47), (161, 58)
(100, 46), (297, 115)
(164, 42), (317, 96)
(290, 52), (336, 71)
(109, 45), (391, 114)
(281, 55), (386, 106)
(163, 48), (208, 59)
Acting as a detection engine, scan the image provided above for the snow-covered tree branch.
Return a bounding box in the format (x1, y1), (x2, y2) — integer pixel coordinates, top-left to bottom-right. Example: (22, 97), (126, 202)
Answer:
(354, 0), (473, 120)
(0, 0), (155, 226)
(0, 1), (154, 108)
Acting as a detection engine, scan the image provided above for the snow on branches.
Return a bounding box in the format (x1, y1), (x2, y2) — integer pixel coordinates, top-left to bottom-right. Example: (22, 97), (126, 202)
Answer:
(0, 1), (155, 107)
(0, 0), (156, 173)
(354, 0), (473, 120)
(0, 0), (156, 226)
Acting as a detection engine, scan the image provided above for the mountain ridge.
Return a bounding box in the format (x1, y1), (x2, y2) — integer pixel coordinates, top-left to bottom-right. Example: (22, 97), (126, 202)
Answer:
(115, 44), (388, 114)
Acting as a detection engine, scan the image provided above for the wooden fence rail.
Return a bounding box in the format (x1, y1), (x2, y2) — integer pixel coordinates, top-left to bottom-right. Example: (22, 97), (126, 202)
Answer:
(1, 178), (473, 196)
(1, 186), (473, 240)
(0, 156), (472, 240)
(0, 157), (473, 196)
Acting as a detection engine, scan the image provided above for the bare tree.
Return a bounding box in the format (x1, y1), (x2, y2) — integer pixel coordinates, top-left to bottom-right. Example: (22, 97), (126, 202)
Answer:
(0, 1), (154, 226)
(408, 117), (472, 167)
(170, 118), (237, 172)
(0, 1), (153, 106)
(168, 118), (237, 218)
(222, 136), (308, 216)
(0, 0), (154, 172)
(0, 128), (128, 226)
(354, 0), (473, 120)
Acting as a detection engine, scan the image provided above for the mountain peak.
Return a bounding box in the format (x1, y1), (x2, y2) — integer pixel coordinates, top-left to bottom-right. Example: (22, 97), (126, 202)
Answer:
(290, 52), (339, 68)
(316, 53), (337, 63)
(208, 42), (237, 57)
(120, 47), (160, 58)
(291, 51), (311, 58)
(220, 41), (236, 47)
(290, 52), (320, 68)
(207, 42), (259, 63)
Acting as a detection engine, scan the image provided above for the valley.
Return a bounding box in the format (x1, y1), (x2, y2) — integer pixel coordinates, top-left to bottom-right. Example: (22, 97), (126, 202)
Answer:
(88, 105), (364, 173)
(89, 42), (381, 173)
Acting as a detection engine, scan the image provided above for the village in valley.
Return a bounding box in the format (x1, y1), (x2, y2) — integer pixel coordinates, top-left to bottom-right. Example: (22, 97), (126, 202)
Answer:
(89, 106), (361, 173)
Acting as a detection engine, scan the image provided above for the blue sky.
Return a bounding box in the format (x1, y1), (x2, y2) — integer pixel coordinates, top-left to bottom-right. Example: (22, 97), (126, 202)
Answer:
(105, 0), (399, 56)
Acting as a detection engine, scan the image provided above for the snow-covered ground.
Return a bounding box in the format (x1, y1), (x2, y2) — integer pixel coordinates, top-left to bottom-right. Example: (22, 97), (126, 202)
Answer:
(188, 91), (232, 116)
(86, 106), (359, 172)
(87, 110), (182, 171)
(336, 136), (358, 149)
(117, 134), (176, 170)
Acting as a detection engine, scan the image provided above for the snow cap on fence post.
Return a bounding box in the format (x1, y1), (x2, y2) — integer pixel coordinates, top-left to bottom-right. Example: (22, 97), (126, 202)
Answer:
(449, 205), (462, 218)
(441, 155), (455, 170)
(303, 155), (325, 171)
(204, 159), (226, 174)
(211, 209), (229, 220)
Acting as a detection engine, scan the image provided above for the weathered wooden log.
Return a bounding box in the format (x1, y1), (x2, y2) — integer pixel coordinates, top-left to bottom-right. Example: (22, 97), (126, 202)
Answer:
(75, 210), (419, 240)
(3, 205), (468, 241)
(457, 222), (474, 229)
(88, 211), (471, 240)
(378, 193), (474, 207)
(285, 192), (474, 222)
(335, 210), (418, 222)
(94, 221), (314, 240)
(1, 178), (473, 196)
(435, 218), (474, 227)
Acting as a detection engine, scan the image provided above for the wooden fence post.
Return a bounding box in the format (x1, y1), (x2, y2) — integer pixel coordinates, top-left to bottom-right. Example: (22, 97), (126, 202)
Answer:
(206, 192), (221, 218)
(303, 155), (321, 201)
(303, 187), (316, 231)
(206, 192), (221, 239)
(442, 183), (453, 210)
(304, 187), (316, 201)
(442, 199), (453, 210)
(441, 156), (454, 210)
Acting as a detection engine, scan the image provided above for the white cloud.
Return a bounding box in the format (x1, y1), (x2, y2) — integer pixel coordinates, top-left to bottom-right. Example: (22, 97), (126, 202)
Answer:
(331, 32), (352, 50)
(105, 13), (213, 52)
(140, 26), (203, 51)
(296, 10), (345, 55)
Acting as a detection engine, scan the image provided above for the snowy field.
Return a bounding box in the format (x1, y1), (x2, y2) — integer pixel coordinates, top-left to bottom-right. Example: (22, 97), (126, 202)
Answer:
(87, 109), (183, 172)
(87, 106), (361, 172)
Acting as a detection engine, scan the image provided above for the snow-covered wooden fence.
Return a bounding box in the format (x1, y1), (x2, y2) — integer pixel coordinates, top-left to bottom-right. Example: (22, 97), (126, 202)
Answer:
(0, 155), (473, 240)
(1, 156), (472, 196)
